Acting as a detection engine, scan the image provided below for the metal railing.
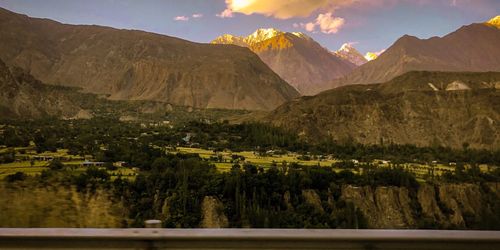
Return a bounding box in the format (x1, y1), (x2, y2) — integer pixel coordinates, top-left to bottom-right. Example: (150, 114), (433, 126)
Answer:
(0, 228), (499, 250)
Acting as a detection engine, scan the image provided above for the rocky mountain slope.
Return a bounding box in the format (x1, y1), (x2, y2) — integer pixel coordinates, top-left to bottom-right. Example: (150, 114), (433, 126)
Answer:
(0, 58), (87, 118)
(268, 71), (500, 149)
(212, 28), (356, 95)
(327, 16), (500, 89)
(0, 8), (298, 111)
(341, 182), (500, 229)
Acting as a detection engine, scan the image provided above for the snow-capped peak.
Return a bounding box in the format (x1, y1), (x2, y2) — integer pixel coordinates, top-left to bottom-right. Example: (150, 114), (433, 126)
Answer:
(364, 52), (379, 61)
(246, 28), (284, 44)
(486, 15), (500, 28)
(339, 43), (355, 52)
(211, 34), (247, 46)
(212, 28), (312, 48)
(334, 43), (367, 66)
(291, 32), (310, 40)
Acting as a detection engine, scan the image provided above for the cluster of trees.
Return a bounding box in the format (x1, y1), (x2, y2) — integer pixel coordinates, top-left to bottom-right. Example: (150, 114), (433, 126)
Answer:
(0, 150), (15, 164)
(4, 149), (499, 229)
(441, 163), (500, 183)
(180, 121), (500, 165)
(73, 153), (497, 229)
(2, 118), (499, 166)
(113, 153), (422, 228)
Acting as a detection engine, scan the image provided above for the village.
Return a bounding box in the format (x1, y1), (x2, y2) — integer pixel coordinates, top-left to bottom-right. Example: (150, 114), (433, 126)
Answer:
(0, 144), (136, 180)
(0, 132), (496, 182)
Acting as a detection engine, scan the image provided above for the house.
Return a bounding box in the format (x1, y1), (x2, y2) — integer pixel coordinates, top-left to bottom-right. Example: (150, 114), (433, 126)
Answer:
(182, 134), (191, 143)
(113, 161), (127, 167)
(81, 161), (105, 167)
(33, 155), (54, 161)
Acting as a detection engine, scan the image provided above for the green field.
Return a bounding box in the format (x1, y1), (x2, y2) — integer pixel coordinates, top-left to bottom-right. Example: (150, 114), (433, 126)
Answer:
(171, 147), (339, 171)
(2, 146), (495, 180)
(169, 147), (495, 179)
(0, 160), (136, 179)
(0, 147), (137, 179)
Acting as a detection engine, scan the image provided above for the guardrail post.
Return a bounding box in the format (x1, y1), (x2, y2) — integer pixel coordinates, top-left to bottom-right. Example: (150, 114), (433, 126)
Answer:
(145, 219), (162, 228)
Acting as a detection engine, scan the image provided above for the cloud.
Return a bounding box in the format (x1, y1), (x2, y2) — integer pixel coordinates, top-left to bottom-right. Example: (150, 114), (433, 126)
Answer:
(298, 12), (345, 34)
(174, 13), (204, 21)
(315, 12), (345, 33)
(174, 16), (189, 21)
(216, 8), (234, 18)
(304, 22), (317, 32)
(220, 0), (497, 20)
(221, 0), (356, 19)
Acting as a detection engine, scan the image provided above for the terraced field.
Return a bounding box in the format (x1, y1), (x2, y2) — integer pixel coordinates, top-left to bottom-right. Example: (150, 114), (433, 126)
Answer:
(168, 147), (496, 180)
(170, 147), (340, 172)
(0, 148), (136, 179)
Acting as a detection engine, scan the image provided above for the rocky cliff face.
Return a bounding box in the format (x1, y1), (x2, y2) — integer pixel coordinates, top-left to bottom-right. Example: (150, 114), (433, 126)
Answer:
(340, 183), (500, 229)
(417, 184), (446, 223)
(437, 184), (483, 228)
(302, 189), (324, 213)
(268, 71), (500, 149)
(0, 8), (298, 111)
(0, 184), (126, 227)
(200, 196), (229, 228)
(341, 186), (415, 228)
(0, 58), (86, 118)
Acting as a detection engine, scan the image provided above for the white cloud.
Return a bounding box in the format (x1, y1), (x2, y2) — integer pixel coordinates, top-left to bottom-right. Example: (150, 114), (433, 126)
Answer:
(174, 16), (189, 21)
(316, 12), (345, 33)
(298, 12), (345, 34)
(192, 13), (203, 18)
(216, 8), (234, 18)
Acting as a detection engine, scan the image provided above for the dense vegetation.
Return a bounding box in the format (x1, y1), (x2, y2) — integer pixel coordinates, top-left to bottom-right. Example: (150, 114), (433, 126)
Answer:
(2, 118), (499, 167)
(1, 117), (499, 229)
(6, 152), (497, 229)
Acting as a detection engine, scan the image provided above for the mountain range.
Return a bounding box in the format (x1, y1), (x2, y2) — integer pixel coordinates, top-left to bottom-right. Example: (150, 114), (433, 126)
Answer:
(1, 6), (499, 149)
(326, 16), (500, 89)
(0, 8), (298, 111)
(265, 16), (500, 149)
(212, 28), (356, 95)
(268, 71), (500, 149)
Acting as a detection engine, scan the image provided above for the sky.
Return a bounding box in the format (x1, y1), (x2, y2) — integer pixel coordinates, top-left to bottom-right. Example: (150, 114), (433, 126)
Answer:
(0, 0), (498, 54)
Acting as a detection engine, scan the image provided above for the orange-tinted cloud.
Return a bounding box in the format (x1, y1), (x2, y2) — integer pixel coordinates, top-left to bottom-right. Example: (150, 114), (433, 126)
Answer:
(216, 8), (234, 18)
(221, 0), (356, 19)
